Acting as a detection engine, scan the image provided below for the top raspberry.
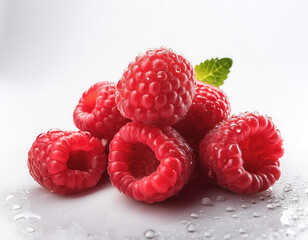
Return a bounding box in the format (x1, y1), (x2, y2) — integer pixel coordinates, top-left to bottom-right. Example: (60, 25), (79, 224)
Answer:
(116, 48), (196, 126)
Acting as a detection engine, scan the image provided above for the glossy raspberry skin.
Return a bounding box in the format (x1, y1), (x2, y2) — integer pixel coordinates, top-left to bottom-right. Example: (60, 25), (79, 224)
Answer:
(73, 81), (130, 140)
(116, 48), (196, 126)
(174, 80), (231, 151)
(199, 112), (284, 194)
(28, 130), (107, 194)
(108, 122), (194, 203)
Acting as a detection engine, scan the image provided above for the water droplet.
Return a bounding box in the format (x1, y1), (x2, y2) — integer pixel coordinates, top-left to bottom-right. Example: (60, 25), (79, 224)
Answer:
(62, 212), (69, 218)
(187, 223), (197, 233)
(266, 203), (276, 210)
(214, 216), (221, 220)
(201, 197), (214, 206)
(26, 227), (34, 233)
(279, 194), (286, 200)
(241, 204), (248, 209)
(190, 213), (199, 219)
(259, 196), (265, 201)
(6, 195), (14, 201)
(216, 195), (227, 202)
(225, 206), (236, 212)
(232, 214), (238, 218)
(13, 212), (42, 221)
(304, 188), (308, 194)
(181, 220), (188, 225)
(292, 197), (299, 202)
(286, 229), (296, 237)
(144, 229), (156, 239)
(250, 199), (257, 204)
(174, 66), (181, 73)
(253, 212), (262, 218)
(283, 185), (293, 192)
(224, 233), (231, 239)
(239, 228), (246, 234)
(204, 230), (214, 238)
(12, 204), (21, 210)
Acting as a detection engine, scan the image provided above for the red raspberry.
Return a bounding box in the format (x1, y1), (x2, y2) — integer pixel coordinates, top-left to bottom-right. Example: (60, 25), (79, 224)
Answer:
(73, 81), (130, 141)
(28, 130), (107, 194)
(199, 112), (284, 194)
(174, 80), (231, 151)
(107, 122), (194, 203)
(116, 47), (196, 126)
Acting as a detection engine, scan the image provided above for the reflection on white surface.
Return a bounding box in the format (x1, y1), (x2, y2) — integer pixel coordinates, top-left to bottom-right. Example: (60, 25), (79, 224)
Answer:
(1, 174), (308, 239)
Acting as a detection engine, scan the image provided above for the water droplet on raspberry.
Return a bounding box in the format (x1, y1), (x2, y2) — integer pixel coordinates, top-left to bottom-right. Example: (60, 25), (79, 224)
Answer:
(143, 229), (157, 239)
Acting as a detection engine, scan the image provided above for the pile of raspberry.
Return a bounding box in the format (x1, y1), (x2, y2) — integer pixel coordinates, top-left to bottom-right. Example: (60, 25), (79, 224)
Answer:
(28, 48), (284, 203)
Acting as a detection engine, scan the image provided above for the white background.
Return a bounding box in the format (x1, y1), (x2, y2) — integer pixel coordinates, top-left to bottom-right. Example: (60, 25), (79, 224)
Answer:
(0, 0), (308, 239)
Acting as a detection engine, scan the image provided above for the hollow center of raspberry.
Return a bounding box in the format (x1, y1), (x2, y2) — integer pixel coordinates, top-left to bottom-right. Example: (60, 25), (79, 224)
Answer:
(128, 143), (160, 179)
(83, 89), (98, 113)
(240, 135), (267, 172)
(67, 151), (88, 171)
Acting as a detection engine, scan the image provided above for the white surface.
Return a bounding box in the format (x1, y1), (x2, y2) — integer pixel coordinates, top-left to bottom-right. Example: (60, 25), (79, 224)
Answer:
(1, 0), (308, 239)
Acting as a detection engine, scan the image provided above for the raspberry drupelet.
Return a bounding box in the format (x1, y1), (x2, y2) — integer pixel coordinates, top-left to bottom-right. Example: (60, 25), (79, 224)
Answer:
(28, 130), (107, 194)
(199, 112), (284, 194)
(174, 80), (231, 152)
(116, 47), (196, 126)
(107, 122), (195, 203)
(73, 81), (130, 141)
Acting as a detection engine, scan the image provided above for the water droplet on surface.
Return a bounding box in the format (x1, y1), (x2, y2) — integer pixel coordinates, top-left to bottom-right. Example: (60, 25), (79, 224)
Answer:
(62, 212), (69, 218)
(13, 212), (42, 221)
(187, 223), (197, 233)
(241, 204), (248, 209)
(204, 230), (214, 238)
(259, 196), (265, 201)
(144, 229), (156, 239)
(239, 228), (246, 234)
(224, 233), (231, 239)
(252, 212), (262, 218)
(232, 214), (238, 218)
(201, 197), (214, 206)
(181, 220), (188, 225)
(283, 185), (293, 192)
(250, 199), (257, 204)
(216, 195), (227, 202)
(292, 197), (299, 202)
(190, 213), (199, 219)
(26, 227), (34, 233)
(6, 195), (14, 201)
(214, 216), (221, 220)
(225, 206), (236, 212)
(266, 203), (276, 210)
(12, 204), (21, 210)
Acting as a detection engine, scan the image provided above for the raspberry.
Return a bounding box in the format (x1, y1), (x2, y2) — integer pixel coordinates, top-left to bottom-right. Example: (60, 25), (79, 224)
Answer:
(73, 81), (130, 140)
(174, 80), (231, 151)
(199, 112), (284, 194)
(107, 122), (194, 203)
(116, 47), (196, 126)
(28, 130), (107, 194)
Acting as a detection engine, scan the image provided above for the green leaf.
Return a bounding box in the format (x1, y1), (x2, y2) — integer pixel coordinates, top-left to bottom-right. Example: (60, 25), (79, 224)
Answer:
(194, 58), (233, 87)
